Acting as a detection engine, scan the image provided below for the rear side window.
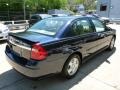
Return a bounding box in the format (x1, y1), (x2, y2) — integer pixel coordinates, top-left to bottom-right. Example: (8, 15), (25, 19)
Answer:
(66, 19), (93, 37)
(92, 19), (105, 32)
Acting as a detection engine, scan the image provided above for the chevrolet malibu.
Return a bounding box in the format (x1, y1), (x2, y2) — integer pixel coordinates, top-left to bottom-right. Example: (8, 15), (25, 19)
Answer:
(5, 16), (116, 79)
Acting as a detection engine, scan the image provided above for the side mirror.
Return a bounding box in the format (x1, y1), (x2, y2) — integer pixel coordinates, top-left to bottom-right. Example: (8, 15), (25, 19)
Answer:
(105, 26), (112, 31)
(103, 20), (110, 25)
(100, 17), (110, 25)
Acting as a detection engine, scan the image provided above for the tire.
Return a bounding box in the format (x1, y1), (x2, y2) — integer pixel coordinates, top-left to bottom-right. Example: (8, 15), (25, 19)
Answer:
(62, 54), (81, 79)
(108, 37), (115, 50)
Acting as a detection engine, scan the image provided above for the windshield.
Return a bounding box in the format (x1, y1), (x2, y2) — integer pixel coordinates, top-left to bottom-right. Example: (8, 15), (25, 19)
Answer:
(27, 18), (68, 36)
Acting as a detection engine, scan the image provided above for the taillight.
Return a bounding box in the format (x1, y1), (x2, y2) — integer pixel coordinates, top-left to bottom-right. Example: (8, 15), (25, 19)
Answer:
(31, 43), (48, 61)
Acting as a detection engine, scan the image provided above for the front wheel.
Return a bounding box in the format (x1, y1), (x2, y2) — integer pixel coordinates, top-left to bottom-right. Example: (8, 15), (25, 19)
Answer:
(108, 37), (115, 50)
(62, 54), (81, 79)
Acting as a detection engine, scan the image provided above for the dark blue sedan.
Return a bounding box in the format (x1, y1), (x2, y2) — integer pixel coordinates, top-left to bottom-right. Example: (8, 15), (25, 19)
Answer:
(5, 16), (116, 79)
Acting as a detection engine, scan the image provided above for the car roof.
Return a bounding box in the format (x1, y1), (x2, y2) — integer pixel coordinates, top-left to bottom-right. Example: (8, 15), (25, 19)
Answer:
(46, 15), (96, 22)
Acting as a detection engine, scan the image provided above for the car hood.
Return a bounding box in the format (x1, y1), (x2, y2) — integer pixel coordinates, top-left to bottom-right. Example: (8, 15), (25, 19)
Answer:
(9, 31), (56, 44)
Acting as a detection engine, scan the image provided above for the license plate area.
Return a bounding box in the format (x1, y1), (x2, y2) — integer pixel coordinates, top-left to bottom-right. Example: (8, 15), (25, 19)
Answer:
(12, 45), (22, 57)
(8, 36), (31, 60)
(8, 42), (31, 60)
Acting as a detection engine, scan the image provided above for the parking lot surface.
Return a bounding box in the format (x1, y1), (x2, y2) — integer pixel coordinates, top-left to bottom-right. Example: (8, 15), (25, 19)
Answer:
(0, 24), (120, 90)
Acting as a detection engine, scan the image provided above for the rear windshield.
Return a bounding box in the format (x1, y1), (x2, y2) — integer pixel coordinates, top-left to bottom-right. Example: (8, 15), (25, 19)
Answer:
(27, 18), (68, 36)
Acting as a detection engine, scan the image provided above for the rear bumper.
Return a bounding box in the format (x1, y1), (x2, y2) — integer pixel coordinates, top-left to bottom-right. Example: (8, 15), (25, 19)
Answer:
(6, 55), (42, 77)
(5, 45), (67, 78)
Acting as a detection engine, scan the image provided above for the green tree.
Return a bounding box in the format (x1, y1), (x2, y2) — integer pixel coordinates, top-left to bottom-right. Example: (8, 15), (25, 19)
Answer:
(68, 0), (96, 11)
(25, 0), (68, 12)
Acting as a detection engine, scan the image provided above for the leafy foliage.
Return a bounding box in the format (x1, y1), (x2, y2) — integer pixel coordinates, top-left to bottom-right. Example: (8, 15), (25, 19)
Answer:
(0, 0), (96, 12)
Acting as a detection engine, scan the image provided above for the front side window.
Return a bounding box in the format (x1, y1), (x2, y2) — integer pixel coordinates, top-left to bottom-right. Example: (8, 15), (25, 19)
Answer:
(67, 19), (93, 37)
(92, 19), (105, 32)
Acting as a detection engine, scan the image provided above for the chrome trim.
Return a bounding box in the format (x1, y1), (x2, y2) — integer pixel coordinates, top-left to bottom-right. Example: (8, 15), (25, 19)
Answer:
(9, 40), (31, 51)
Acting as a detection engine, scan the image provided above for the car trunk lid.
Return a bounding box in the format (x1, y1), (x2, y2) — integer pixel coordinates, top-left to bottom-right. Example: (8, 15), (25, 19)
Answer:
(8, 31), (54, 60)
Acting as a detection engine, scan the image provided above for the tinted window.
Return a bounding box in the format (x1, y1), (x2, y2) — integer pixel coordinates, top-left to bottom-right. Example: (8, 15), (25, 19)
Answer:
(31, 16), (40, 20)
(66, 19), (93, 37)
(27, 18), (68, 36)
(92, 19), (105, 32)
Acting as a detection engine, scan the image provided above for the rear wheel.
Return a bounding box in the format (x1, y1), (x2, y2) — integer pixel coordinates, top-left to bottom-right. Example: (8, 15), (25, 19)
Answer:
(62, 54), (81, 79)
(108, 37), (115, 50)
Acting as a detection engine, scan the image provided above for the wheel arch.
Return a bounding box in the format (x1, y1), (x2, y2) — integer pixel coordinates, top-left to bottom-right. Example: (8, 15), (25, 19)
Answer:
(62, 51), (83, 71)
(68, 51), (82, 64)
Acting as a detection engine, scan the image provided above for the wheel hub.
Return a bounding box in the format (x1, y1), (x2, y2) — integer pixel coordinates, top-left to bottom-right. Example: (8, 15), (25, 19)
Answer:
(67, 57), (79, 76)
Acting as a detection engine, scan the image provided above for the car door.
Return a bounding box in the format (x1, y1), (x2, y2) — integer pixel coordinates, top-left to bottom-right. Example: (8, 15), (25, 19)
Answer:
(63, 18), (102, 59)
(91, 18), (110, 50)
